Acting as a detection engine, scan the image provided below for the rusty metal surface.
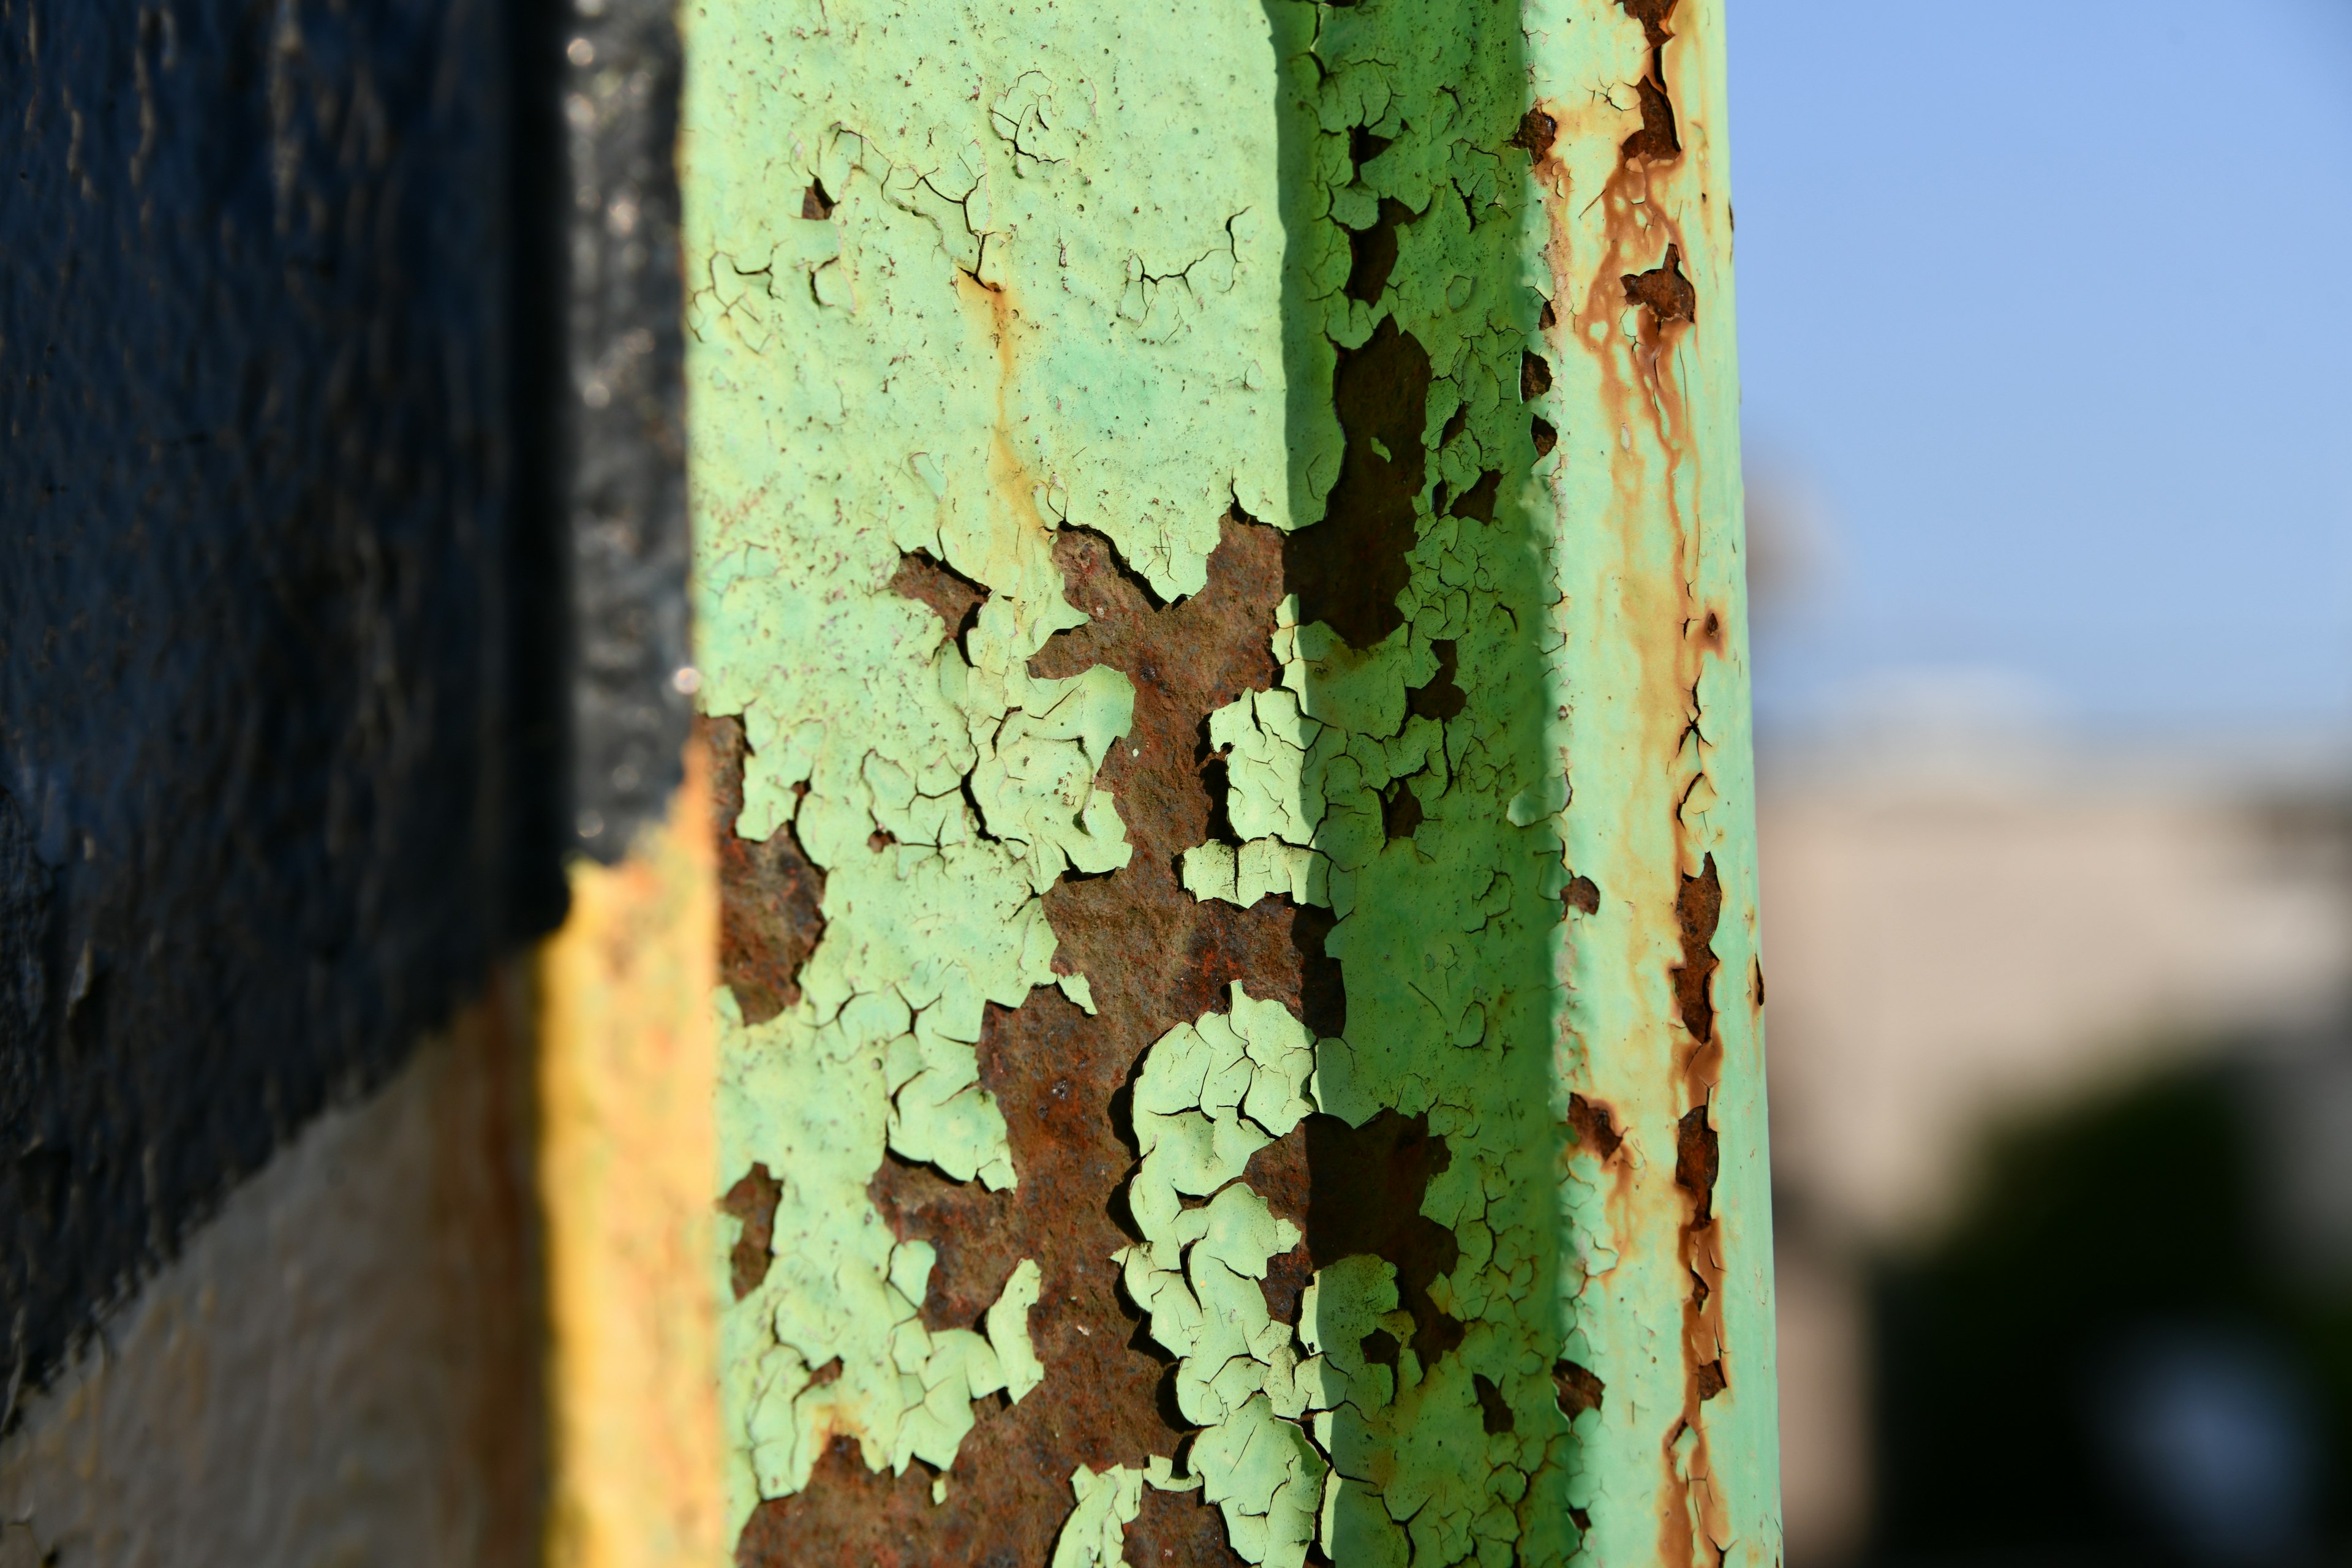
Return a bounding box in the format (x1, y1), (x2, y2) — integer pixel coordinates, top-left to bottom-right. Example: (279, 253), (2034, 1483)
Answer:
(729, 515), (1303, 1566)
(690, 0), (1776, 1559)
(709, 717), (826, 1025)
(1538, 0), (1780, 1558)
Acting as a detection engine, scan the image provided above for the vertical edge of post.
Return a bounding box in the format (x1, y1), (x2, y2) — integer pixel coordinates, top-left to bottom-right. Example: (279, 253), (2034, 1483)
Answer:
(537, 742), (725, 1568)
(1540, 0), (1782, 1559)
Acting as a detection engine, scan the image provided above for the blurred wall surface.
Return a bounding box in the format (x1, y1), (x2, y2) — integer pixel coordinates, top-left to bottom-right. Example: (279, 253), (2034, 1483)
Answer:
(0, 1), (696, 1558)
(1759, 712), (2352, 1565)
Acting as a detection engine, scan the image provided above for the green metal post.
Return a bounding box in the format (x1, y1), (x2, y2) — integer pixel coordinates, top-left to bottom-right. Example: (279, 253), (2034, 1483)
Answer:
(685, 1), (1776, 1562)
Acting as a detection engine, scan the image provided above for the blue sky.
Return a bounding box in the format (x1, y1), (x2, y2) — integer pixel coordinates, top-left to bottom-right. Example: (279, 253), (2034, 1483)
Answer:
(1725, 1), (2352, 736)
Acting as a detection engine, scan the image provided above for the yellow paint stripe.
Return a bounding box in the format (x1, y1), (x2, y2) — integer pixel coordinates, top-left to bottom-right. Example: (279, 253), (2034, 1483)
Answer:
(538, 742), (725, 1568)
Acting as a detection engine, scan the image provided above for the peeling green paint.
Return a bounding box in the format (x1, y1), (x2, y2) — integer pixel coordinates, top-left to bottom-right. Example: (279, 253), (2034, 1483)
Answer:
(687, 0), (1774, 1561)
(1050, 1465), (1145, 1568)
(722, 982), (1046, 1507)
(1050, 1458), (1203, 1568)
(687, 0), (1298, 1531)
(1117, 988), (1326, 1566)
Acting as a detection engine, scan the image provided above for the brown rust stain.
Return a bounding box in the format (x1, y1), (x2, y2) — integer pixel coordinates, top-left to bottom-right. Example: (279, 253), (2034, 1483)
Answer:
(737, 513), (1313, 1567)
(890, 549), (989, 655)
(706, 714), (826, 1026)
(1566, 1092), (1624, 1163)
(1553, 1358), (1607, 1420)
(1669, 855), (1730, 1565)
(1561, 873), (1602, 918)
(1345, 195), (1420, 306)
(718, 1161), (783, 1302)
(1672, 855), (1724, 1070)
(1623, 244), (1697, 328)
(1449, 467), (1502, 524)
(1510, 107), (1559, 160)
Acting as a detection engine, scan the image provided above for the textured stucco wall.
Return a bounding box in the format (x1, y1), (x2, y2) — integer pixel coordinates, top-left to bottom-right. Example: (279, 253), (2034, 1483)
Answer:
(1, 0), (710, 1558)
(0, 980), (543, 1568)
(0, 0), (541, 1401)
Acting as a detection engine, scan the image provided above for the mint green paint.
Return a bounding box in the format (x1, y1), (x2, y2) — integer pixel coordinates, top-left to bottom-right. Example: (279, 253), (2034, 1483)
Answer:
(686, 0), (1296, 1528)
(722, 981), (1047, 1507)
(1050, 1459), (1205, 1568)
(1117, 987), (1327, 1566)
(1052, 1466), (1147, 1568)
(685, 0), (1775, 1561)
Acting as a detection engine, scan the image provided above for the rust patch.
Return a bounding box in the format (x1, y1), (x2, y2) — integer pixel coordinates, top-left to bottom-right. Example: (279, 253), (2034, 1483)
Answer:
(1553, 1359), (1606, 1419)
(1561, 874), (1601, 918)
(1616, 0), (1681, 165)
(1619, 0), (1676, 41)
(752, 942), (1250, 1566)
(1283, 315), (1432, 650)
(706, 714), (827, 1025)
(719, 1162), (783, 1302)
(1474, 1373), (1515, 1434)
(743, 1427), (1234, 1568)
(1566, 1093), (1623, 1161)
(1380, 778), (1425, 842)
(1448, 468), (1502, 524)
(1344, 195), (1419, 306)
(1669, 856), (1731, 1568)
(801, 177), (836, 220)
(1509, 108), (1558, 160)
(1520, 350), (1553, 402)
(1441, 401), (1471, 449)
(1129, 1482), (1235, 1566)
(1673, 1105), (1719, 1224)
(1622, 244), (1697, 328)
(1672, 853), (1722, 1058)
(1406, 639), (1467, 722)
(890, 548), (989, 655)
(1622, 76), (1681, 166)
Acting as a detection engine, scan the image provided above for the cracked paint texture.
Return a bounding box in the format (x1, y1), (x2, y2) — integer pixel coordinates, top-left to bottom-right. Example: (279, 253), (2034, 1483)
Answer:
(685, 0), (1295, 1535)
(686, 0), (1774, 1562)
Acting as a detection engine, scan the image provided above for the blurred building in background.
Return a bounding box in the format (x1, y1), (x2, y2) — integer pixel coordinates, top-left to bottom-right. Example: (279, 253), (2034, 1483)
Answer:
(1760, 699), (2352, 1565)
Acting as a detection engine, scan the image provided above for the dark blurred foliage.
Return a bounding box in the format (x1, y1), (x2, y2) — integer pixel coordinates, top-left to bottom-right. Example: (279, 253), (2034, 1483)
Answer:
(1871, 1053), (2352, 1567)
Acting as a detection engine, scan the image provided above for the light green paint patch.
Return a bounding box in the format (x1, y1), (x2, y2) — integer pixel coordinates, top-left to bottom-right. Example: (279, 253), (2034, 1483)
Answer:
(987, 1257), (1047, 1404)
(1178, 838), (1330, 910)
(884, 1026), (1016, 1190)
(1046, 1457), (1208, 1568)
(718, 990), (1044, 1518)
(1113, 989), (1329, 1568)
(1050, 1466), (1146, 1568)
